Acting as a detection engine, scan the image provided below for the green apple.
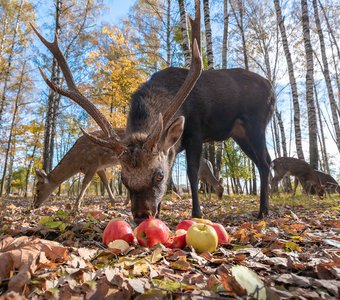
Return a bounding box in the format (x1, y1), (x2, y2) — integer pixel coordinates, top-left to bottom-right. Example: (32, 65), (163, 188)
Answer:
(191, 218), (213, 224)
(186, 223), (218, 253)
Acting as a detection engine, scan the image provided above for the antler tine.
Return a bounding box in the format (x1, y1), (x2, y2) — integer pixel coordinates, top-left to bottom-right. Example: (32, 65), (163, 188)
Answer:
(162, 0), (202, 128)
(189, 0), (201, 54)
(31, 23), (120, 143)
(162, 38), (202, 127)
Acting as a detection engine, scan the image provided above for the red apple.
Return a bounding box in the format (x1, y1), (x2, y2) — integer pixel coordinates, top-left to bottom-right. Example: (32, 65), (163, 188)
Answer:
(102, 219), (134, 246)
(135, 218), (170, 247)
(209, 223), (230, 245)
(186, 223), (218, 253)
(175, 219), (197, 231)
(164, 229), (187, 249)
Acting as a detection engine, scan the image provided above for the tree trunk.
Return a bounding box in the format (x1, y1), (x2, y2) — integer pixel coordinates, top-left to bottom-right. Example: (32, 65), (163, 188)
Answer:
(25, 141), (38, 197)
(312, 0), (340, 153)
(178, 0), (191, 68)
(230, 0), (249, 70)
(6, 149), (14, 195)
(301, 0), (318, 169)
(222, 0), (229, 69)
(0, 0), (24, 126)
(42, 0), (62, 173)
(203, 0), (214, 69)
(275, 109), (288, 157)
(0, 61), (26, 196)
(166, 0), (171, 66)
(0, 16), (8, 56)
(314, 84), (330, 173)
(318, 0), (340, 60)
(273, 0), (304, 160)
(329, 39), (340, 107)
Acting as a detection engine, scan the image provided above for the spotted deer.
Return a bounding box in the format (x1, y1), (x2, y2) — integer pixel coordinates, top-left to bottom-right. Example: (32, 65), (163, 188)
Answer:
(32, 0), (275, 224)
(33, 130), (125, 210)
(271, 157), (325, 198)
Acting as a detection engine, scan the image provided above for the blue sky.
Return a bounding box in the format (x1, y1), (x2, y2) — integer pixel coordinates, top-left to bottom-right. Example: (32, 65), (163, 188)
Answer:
(102, 0), (135, 24)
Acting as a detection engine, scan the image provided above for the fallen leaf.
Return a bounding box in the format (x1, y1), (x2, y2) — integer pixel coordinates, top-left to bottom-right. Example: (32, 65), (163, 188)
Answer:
(230, 265), (266, 300)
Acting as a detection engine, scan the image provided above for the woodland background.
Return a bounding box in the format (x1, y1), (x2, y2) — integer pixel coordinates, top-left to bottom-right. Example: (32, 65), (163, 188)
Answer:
(0, 0), (339, 199)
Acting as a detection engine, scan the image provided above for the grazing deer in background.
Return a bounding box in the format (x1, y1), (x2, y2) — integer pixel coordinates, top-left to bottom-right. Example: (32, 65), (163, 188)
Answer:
(271, 157), (325, 198)
(198, 158), (224, 200)
(33, 129), (125, 209)
(300, 170), (339, 197)
(32, 0), (275, 223)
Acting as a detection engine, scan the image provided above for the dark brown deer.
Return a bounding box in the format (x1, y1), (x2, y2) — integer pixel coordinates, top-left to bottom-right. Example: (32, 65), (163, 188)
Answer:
(271, 157), (325, 198)
(33, 130), (222, 209)
(32, 1), (275, 223)
(198, 158), (224, 199)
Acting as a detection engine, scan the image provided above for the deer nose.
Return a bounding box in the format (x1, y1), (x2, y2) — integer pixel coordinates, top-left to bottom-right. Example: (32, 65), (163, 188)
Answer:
(133, 211), (152, 225)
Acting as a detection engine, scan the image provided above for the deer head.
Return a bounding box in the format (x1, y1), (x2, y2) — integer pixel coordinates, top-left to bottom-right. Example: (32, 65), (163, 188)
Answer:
(31, 8), (202, 223)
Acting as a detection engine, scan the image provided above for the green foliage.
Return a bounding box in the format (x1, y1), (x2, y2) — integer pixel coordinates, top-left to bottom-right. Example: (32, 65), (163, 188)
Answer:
(39, 211), (70, 232)
(222, 140), (252, 180)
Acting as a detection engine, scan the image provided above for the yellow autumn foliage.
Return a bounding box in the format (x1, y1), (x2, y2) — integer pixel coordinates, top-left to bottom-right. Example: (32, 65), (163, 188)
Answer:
(86, 25), (146, 129)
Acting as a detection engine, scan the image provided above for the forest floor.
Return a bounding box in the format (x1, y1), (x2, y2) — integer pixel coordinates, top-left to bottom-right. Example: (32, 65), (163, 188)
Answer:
(0, 192), (339, 299)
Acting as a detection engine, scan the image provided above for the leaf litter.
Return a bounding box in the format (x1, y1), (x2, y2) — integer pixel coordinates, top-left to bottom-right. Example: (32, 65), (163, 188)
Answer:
(0, 194), (339, 299)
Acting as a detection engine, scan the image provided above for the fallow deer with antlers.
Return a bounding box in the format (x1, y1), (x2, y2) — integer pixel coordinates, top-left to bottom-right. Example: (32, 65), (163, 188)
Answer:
(32, 0), (275, 223)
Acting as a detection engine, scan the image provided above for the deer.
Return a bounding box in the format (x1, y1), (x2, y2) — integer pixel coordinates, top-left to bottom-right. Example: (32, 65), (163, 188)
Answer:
(270, 157), (325, 198)
(32, 0), (275, 224)
(198, 157), (224, 200)
(33, 130), (220, 209)
(297, 170), (339, 197)
(314, 170), (339, 195)
(33, 130), (125, 210)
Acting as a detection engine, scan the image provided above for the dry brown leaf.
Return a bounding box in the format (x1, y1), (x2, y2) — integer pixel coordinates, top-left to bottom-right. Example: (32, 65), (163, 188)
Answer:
(219, 272), (247, 297)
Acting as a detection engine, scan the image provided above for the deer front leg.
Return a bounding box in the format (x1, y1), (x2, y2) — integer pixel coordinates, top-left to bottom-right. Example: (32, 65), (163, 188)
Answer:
(185, 139), (203, 218)
(97, 170), (115, 205)
(73, 171), (96, 211)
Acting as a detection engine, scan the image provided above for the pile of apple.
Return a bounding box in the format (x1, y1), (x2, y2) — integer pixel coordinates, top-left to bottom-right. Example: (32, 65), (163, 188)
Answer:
(102, 218), (230, 253)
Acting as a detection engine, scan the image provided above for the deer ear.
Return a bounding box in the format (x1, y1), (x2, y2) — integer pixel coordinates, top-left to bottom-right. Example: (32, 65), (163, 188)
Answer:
(161, 116), (185, 152)
(36, 169), (48, 183)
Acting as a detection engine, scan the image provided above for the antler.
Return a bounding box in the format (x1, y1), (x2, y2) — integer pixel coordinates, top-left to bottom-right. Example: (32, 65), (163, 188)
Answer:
(162, 0), (202, 127)
(31, 24), (125, 152)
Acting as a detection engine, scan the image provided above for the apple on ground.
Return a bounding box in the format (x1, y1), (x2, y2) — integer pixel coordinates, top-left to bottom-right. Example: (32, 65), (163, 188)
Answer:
(102, 219), (134, 246)
(175, 219), (197, 231)
(135, 218), (170, 247)
(191, 218), (213, 224)
(209, 223), (230, 245)
(164, 229), (187, 249)
(186, 223), (218, 253)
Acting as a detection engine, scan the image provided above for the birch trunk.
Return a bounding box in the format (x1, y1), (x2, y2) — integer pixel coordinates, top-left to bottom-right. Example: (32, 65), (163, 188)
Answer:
(42, 0), (62, 173)
(312, 0), (340, 153)
(166, 0), (171, 66)
(178, 0), (191, 68)
(301, 0), (318, 169)
(203, 0), (214, 69)
(273, 0), (304, 160)
(314, 84), (330, 173)
(222, 0), (229, 69)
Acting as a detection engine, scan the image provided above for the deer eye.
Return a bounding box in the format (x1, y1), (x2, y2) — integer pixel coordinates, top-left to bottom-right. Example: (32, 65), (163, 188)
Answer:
(154, 171), (164, 183)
